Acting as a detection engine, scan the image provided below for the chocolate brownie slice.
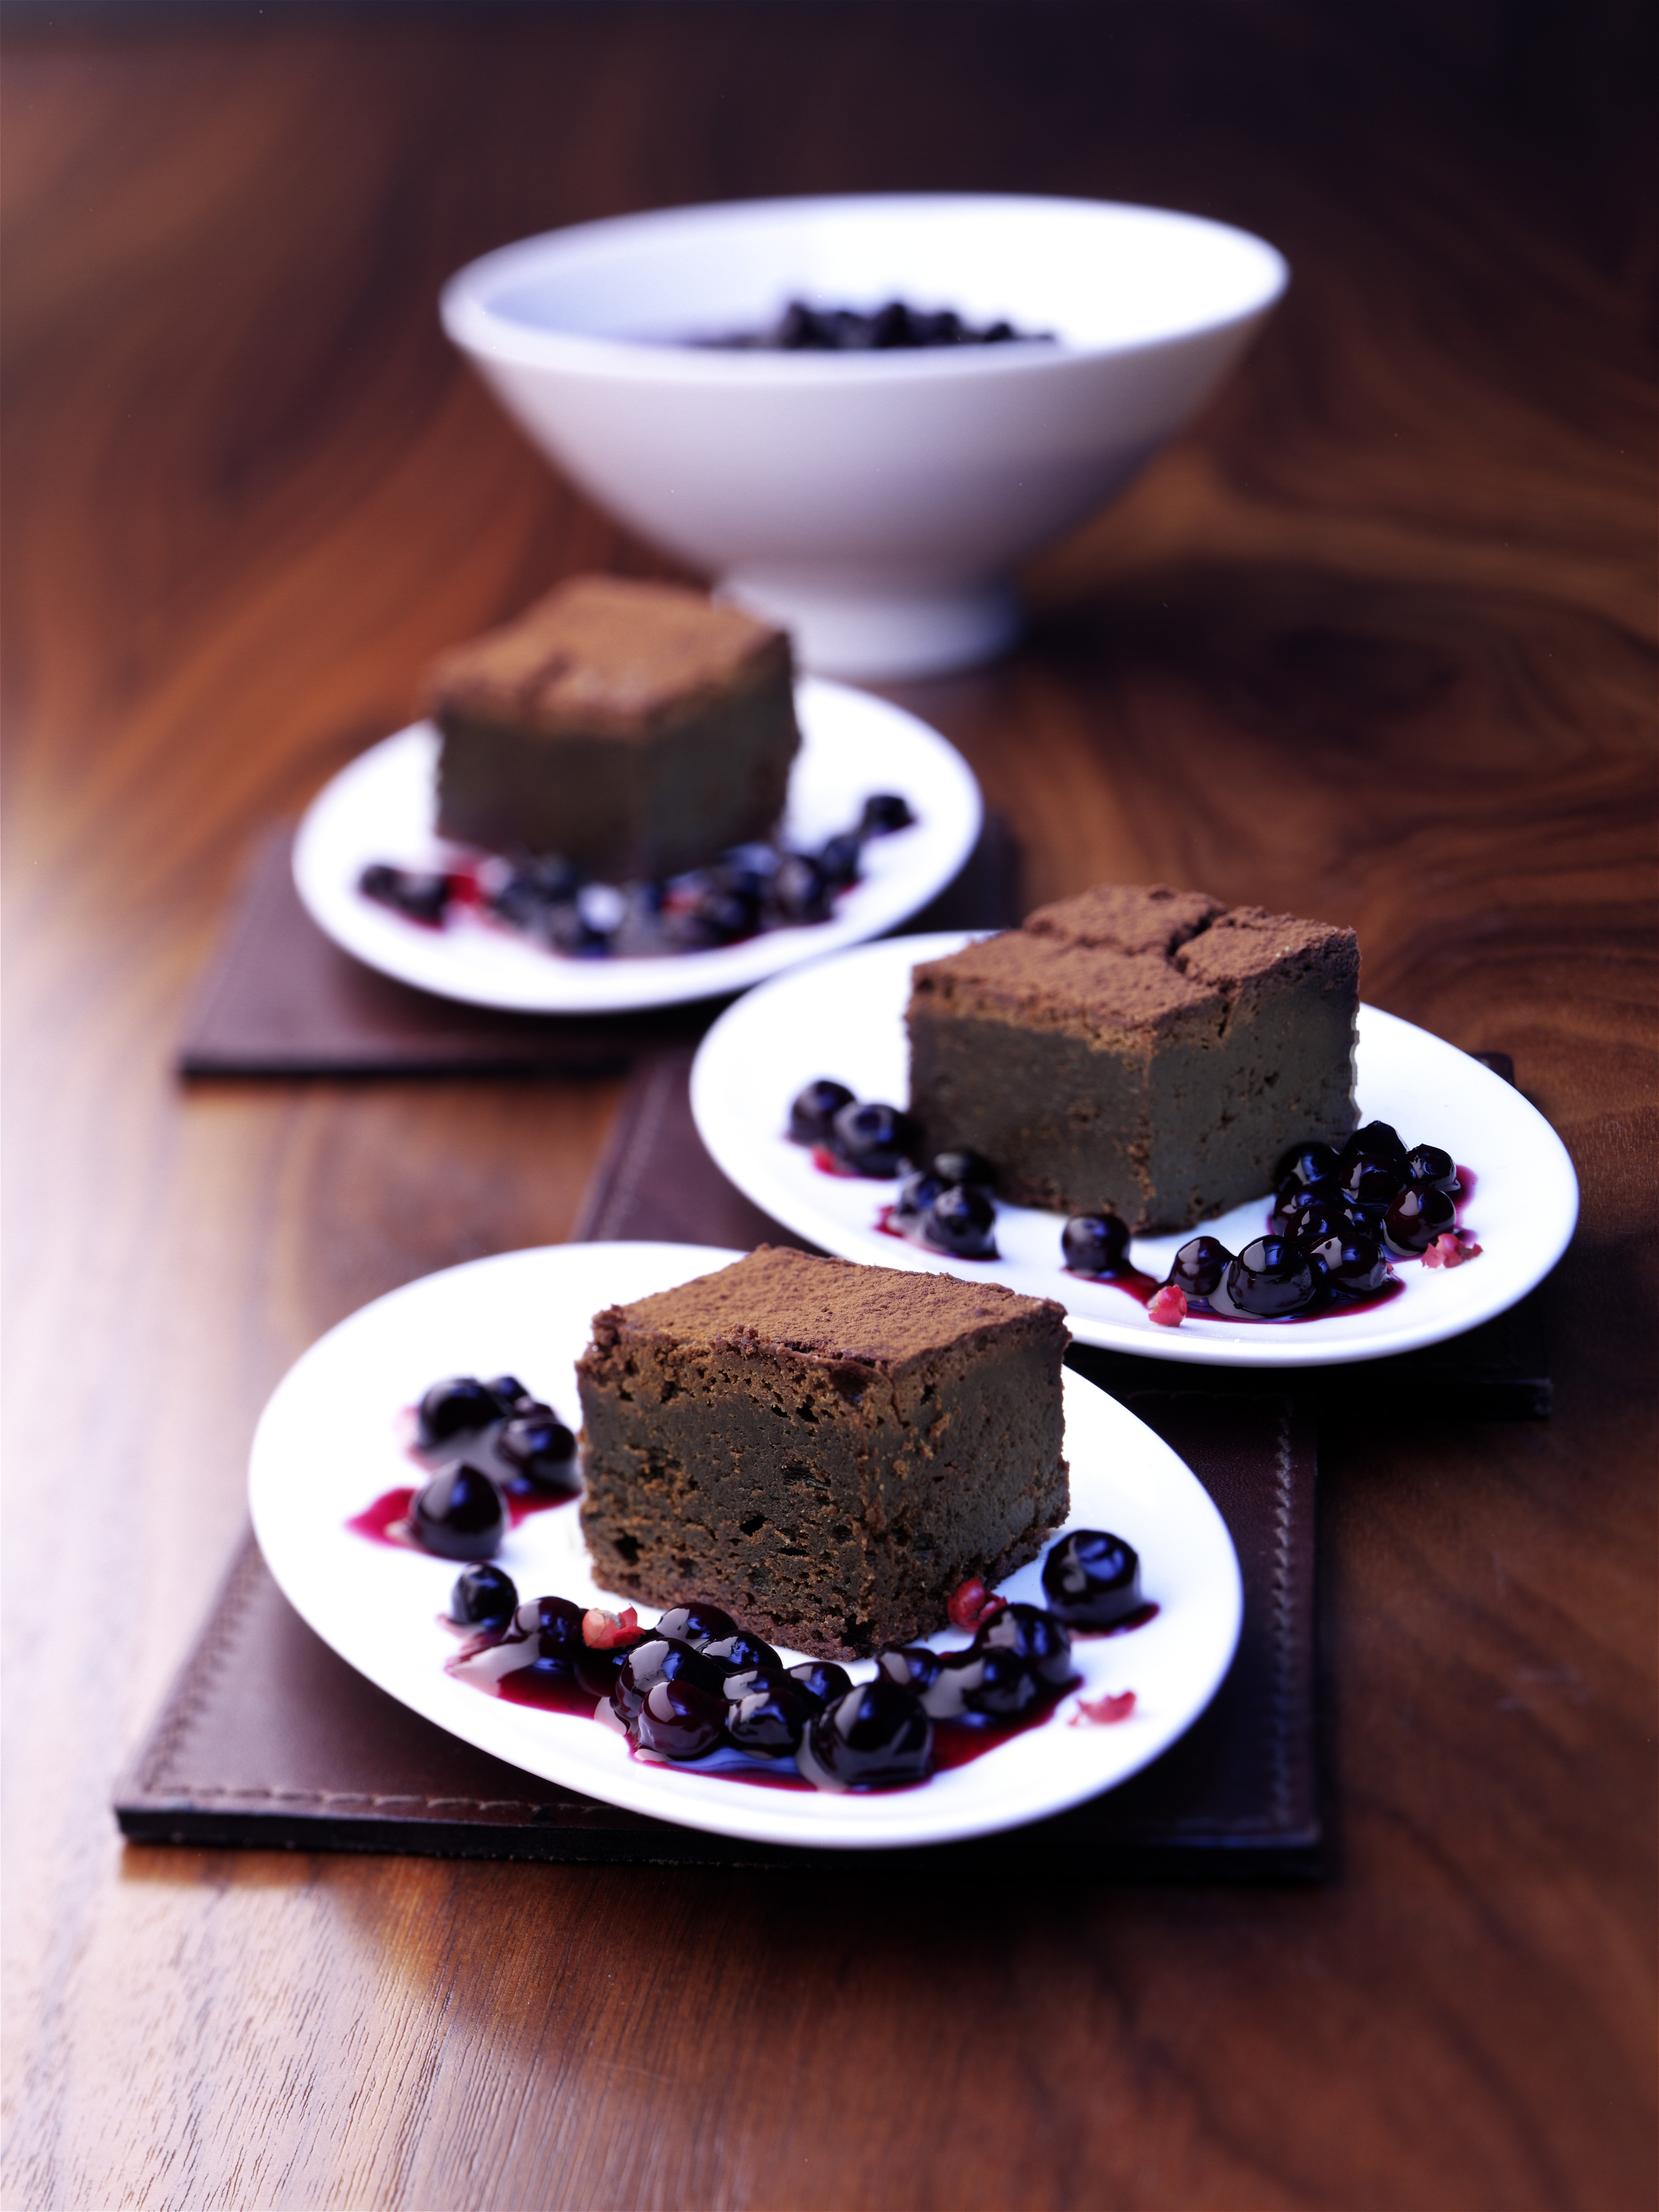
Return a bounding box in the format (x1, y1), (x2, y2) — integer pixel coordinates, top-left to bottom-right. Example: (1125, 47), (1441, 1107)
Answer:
(577, 1247), (1069, 1659)
(427, 576), (799, 879)
(907, 884), (1359, 1233)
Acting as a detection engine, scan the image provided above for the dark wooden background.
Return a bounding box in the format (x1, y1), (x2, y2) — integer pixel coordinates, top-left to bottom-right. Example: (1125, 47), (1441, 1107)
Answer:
(3, 4), (1654, 2205)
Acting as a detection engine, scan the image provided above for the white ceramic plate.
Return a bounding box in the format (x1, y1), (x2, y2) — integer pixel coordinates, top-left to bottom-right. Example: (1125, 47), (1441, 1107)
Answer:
(249, 1241), (1243, 1852)
(290, 678), (981, 1012)
(690, 932), (1580, 1367)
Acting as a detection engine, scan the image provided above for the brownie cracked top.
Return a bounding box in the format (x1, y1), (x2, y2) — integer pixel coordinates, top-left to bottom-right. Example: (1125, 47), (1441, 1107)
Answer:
(425, 575), (790, 737)
(584, 1246), (1066, 1374)
(911, 884), (1357, 1040)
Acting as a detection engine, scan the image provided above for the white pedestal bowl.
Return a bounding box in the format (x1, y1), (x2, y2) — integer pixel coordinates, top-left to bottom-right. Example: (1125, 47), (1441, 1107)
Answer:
(441, 194), (1288, 679)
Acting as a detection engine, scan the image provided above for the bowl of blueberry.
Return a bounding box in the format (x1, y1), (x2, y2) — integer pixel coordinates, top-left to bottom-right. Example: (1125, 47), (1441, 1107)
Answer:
(441, 193), (1288, 678)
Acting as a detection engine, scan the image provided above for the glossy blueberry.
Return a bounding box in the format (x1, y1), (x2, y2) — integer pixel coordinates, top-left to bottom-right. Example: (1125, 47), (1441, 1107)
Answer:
(498, 1415), (579, 1489)
(611, 1635), (729, 1723)
(726, 1677), (814, 1757)
(953, 1646), (1041, 1721)
(816, 832), (863, 890)
(830, 1100), (919, 1178)
(788, 1078), (857, 1146)
(716, 844), (780, 900)
(482, 1375), (531, 1413)
(630, 1674), (728, 1759)
(654, 1600), (740, 1648)
(1406, 1143), (1460, 1193)
(858, 792), (916, 837)
(512, 1593), (586, 1658)
(1337, 1154), (1404, 1208)
(416, 1376), (501, 1450)
(701, 1629), (781, 1677)
(786, 1660), (853, 1708)
(1306, 1231), (1391, 1296)
(410, 1464), (507, 1561)
(804, 1678), (933, 1789)
(932, 1148), (995, 1190)
(1273, 1139), (1341, 1192)
(1338, 1120), (1410, 1179)
(1269, 1180), (1335, 1236)
(1042, 1528), (1144, 1628)
(1220, 1235), (1319, 1318)
(1061, 1213), (1131, 1276)
(1167, 1236), (1233, 1301)
(875, 1645), (944, 1698)
(664, 882), (757, 949)
(893, 1170), (944, 1226)
(1382, 1183), (1457, 1256)
(447, 1563), (519, 1632)
(975, 1601), (1075, 1689)
(769, 853), (832, 925)
(920, 1183), (998, 1259)
(358, 863), (452, 926)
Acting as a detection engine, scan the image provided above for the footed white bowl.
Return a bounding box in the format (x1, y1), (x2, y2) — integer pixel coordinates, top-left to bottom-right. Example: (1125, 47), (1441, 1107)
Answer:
(441, 194), (1288, 677)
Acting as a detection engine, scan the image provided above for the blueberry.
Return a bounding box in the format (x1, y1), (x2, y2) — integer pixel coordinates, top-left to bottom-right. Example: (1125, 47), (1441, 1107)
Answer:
(410, 1464), (507, 1560)
(498, 1415), (579, 1490)
(803, 1678), (933, 1788)
(875, 1645), (945, 1698)
(1269, 1181), (1335, 1236)
(1273, 1140), (1340, 1192)
(1337, 1154), (1403, 1208)
(920, 1183), (998, 1259)
(1406, 1143), (1460, 1193)
(769, 853), (832, 925)
(858, 793), (916, 838)
(1306, 1230), (1391, 1296)
(816, 832), (863, 890)
(611, 1635), (729, 1723)
(359, 863), (452, 926)
(548, 901), (614, 956)
(932, 1149), (995, 1189)
(892, 1169), (944, 1224)
(1338, 1121), (1409, 1182)
(1062, 1213), (1130, 1275)
(1219, 1235), (1319, 1318)
(654, 1600), (740, 1648)
(701, 1629), (781, 1677)
(788, 1079), (856, 1146)
(830, 1100), (919, 1178)
(631, 1674), (729, 1759)
(1382, 1183), (1457, 1256)
(1042, 1529), (1143, 1628)
(786, 1659), (853, 1708)
(726, 1677), (814, 1758)
(664, 882), (757, 949)
(1167, 1236), (1232, 1300)
(482, 1375), (531, 1413)
(512, 1592), (587, 1659)
(447, 1564), (518, 1632)
(416, 1376), (500, 1450)
(951, 1646), (1041, 1721)
(975, 1601), (1074, 1688)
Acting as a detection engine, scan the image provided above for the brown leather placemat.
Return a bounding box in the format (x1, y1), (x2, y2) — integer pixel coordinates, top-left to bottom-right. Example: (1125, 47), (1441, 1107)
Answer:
(114, 1386), (1318, 1875)
(124, 1047), (1324, 1872)
(174, 817), (1022, 1078)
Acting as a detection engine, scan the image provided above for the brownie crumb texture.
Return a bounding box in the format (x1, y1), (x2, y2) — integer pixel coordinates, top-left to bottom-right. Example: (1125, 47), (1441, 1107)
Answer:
(577, 1247), (1070, 1659)
(427, 575), (800, 879)
(907, 882), (1359, 1232)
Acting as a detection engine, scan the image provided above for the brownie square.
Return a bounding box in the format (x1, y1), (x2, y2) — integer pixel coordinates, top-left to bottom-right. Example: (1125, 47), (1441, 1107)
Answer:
(427, 576), (799, 880)
(576, 1247), (1070, 1659)
(907, 884), (1359, 1234)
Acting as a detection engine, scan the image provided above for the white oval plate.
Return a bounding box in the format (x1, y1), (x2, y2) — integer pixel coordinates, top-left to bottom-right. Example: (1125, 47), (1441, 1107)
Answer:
(250, 1241), (1242, 1852)
(291, 677), (981, 1012)
(690, 932), (1580, 1367)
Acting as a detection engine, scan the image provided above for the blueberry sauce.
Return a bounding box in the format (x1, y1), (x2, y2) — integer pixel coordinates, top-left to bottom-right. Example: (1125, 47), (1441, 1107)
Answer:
(348, 1482), (574, 1549)
(359, 795), (919, 963)
(440, 1547), (1155, 1794)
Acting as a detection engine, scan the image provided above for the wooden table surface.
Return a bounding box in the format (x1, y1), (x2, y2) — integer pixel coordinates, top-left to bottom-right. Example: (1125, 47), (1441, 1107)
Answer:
(3, 7), (1654, 2206)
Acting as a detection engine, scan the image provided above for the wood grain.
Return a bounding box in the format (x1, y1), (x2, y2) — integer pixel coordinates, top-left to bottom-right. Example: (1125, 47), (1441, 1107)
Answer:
(3, 6), (1655, 2208)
